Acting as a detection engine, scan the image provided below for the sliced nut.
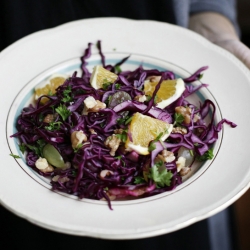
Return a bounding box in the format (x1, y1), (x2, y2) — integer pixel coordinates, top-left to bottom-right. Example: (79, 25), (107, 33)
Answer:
(43, 114), (55, 123)
(61, 161), (71, 170)
(134, 95), (147, 102)
(100, 170), (114, 180)
(52, 175), (70, 183)
(71, 130), (87, 149)
(147, 76), (161, 83)
(82, 96), (106, 115)
(89, 129), (97, 134)
(172, 127), (187, 134)
(104, 134), (121, 156)
(175, 106), (191, 124)
(35, 157), (54, 173)
(176, 156), (186, 172)
(180, 167), (191, 176)
(157, 149), (175, 163)
(114, 128), (124, 134)
(175, 106), (200, 124)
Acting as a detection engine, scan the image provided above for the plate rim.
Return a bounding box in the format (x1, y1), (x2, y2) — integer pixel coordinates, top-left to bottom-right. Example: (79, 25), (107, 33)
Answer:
(1, 17), (250, 239)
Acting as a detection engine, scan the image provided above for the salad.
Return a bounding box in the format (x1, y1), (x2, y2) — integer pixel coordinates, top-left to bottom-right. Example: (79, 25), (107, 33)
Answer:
(11, 41), (236, 209)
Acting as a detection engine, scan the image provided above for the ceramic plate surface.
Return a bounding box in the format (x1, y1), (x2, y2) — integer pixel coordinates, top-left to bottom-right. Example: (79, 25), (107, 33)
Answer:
(1, 18), (250, 239)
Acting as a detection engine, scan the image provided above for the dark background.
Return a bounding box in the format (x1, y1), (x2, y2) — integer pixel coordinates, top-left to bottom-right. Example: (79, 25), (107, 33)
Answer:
(1, 1), (250, 249)
(233, 1), (250, 250)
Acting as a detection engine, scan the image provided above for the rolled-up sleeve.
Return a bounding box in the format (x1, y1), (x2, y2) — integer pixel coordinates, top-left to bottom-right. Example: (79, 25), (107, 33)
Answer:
(190, 0), (239, 32)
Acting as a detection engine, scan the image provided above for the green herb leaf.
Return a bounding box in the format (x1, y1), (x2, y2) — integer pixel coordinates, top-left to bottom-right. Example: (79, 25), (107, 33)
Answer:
(154, 95), (159, 104)
(115, 83), (121, 89)
(71, 170), (77, 177)
(196, 148), (214, 161)
(134, 176), (146, 184)
(45, 121), (62, 131)
(174, 113), (184, 126)
(146, 95), (152, 102)
(148, 131), (166, 152)
(102, 79), (112, 90)
(114, 65), (122, 74)
(74, 143), (83, 153)
(26, 139), (46, 157)
(55, 104), (71, 121)
(198, 74), (204, 80)
(62, 86), (73, 103)
(10, 153), (21, 159)
(148, 163), (173, 188)
(189, 149), (194, 157)
(115, 132), (127, 143)
(105, 95), (112, 105)
(124, 116), (132, 125)
(19, 143), (26, 154)
(148, 142), (156, 152)
(117, 115), (131, 125)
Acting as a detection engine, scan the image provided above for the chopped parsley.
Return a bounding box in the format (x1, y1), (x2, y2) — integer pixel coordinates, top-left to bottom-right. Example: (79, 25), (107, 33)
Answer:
(114, 155), (126, 167)
(114, 65), (122, 74)
(134, 176), (146, 184)
(115, 83), (121, 89)
(174, 113), (184, 126)
(10, 153), (21, 159)
(73, 143), (83, 153)
(196, 148), (214, 161)
(148, 161), (173, 188)
(19, 143), (26, 154)
(48, 90), (53, 96)
(117, 115), (132, 126)
(102, 79), (112, 90)
(198, 73), (204, 80)
(55, 104), (71, 121)
(148, 131), (167, 152)
(115, 130), (128, 143)
(62, 86), (73, 103)
(45, 121), (62, 131)
(26, 139), (46, 157)
(146, 95), (152, 102)
(114, 155), (122, 160)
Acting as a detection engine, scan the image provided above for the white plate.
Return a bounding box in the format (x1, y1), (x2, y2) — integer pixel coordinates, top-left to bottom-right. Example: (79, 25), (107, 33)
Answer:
(1, 18), (250, 239)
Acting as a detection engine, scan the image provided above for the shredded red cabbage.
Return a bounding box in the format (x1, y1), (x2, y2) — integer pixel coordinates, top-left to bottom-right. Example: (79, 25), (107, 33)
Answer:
(11, 41), (236, 210)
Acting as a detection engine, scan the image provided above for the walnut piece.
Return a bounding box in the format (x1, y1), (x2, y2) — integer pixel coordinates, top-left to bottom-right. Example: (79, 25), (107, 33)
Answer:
(82, 96), (106, 115)
(176, 156), (186, 172)
(35, 157), (54, 173)
(89, 129), (97, 134)
(71, 130), (87, 149)
(147, 76), (161, 83)
(114, 128), (124, 134)
(172, 127), (187, 134)
(52, 175), (70, 183)
(156, 149), (176, 163)
(180, 167), (191, 176)
(43, 114), (55, 123)
(175, 106), (200, 125)
(100, 170), (114, 180)
(104, 134), (121, 156)
(134, 95), (147, 102)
